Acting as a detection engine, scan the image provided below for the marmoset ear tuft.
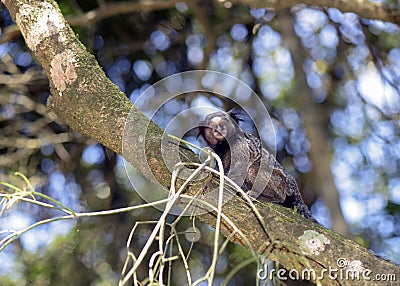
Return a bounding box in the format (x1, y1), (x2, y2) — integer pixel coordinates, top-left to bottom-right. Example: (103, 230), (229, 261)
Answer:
(227, 107), (244, 123)
(196, 120), (206, 139)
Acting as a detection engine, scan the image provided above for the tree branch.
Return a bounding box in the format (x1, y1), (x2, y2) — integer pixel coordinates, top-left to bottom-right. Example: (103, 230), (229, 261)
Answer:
(3, 1), (399, 285)
(230, 0), (400, 24)
(66, 0), (181, 26)
(2, 0), (400, 44)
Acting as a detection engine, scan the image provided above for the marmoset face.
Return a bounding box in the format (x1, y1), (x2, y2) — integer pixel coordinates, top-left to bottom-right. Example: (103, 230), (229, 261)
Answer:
(198, 111), (239, 147)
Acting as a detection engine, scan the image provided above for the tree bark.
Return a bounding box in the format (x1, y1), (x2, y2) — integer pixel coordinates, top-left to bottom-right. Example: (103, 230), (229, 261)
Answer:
(2, 0), (400, 44)
(231, 0), (400, 24)
(3, 1), (399, 285)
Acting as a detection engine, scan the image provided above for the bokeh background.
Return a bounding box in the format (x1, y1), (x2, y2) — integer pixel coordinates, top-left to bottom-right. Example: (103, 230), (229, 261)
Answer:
(0, 0), (399, 285)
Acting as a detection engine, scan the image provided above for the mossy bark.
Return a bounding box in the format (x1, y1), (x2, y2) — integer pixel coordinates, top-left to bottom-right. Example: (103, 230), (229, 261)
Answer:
(4, 1), (399, 285)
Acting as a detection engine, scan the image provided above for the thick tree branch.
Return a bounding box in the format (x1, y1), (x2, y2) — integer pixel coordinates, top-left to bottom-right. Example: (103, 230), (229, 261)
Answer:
(2, 0), (400, 44)
(231, 0), (400, 24)
(3, 1), (399, 285)
(66, 0), (181, 26)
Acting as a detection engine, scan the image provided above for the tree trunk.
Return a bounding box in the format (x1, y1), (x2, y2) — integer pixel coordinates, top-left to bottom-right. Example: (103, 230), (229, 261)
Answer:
(4, 1), (399, 285)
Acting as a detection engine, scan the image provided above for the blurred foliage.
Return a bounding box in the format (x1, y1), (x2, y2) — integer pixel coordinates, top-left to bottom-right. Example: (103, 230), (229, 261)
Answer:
(0, 0), (400, 285)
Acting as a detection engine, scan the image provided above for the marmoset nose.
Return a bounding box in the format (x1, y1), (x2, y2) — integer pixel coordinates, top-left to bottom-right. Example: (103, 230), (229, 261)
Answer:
(215, 125), (224, 133)
(209, 120), (225, 133)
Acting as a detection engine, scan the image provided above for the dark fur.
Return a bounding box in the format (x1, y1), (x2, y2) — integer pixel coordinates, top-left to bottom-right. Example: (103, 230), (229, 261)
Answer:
(198, 109), (317, 222)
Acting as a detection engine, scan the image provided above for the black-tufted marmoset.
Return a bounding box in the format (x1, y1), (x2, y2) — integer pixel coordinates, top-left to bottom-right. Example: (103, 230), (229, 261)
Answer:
(198, 108), (318, 223)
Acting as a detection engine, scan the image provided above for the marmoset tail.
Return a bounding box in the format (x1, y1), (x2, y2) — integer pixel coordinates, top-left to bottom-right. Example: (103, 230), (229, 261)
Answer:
(198, 108), (318, 223)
